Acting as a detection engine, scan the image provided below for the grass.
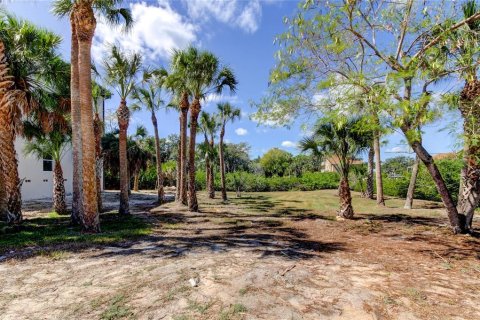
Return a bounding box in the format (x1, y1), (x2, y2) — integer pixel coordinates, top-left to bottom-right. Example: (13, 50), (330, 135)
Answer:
(100, 294), (133, 320)
(219, 303), (248, 320)
(0, 211), (152, 254)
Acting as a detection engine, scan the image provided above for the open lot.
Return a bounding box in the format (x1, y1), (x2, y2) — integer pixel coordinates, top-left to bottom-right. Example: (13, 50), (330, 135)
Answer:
(1, 190), (479, 320)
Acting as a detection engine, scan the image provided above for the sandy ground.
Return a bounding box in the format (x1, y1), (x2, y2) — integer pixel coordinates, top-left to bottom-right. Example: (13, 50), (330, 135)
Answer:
(1, 190), (479, 320)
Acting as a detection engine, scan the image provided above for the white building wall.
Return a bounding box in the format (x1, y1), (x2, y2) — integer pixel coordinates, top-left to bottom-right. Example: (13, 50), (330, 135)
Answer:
(16, 138), (74, 201)
(16, 97), (105, 201)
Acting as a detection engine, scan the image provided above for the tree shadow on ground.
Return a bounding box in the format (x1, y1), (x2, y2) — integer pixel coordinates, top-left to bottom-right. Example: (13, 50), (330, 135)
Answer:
(359, 213), (443, 227)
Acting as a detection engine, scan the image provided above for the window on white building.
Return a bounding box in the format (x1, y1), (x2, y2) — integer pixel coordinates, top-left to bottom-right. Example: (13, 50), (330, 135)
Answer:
(43, 156), (53, 172)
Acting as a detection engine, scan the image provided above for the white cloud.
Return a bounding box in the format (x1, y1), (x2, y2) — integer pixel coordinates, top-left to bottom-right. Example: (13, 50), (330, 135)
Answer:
(281, 140), (297, 148)
(389, 146), (407, 153)
(181, 0), (262, 33)
(235, 127), (248, 136)
(93, 1), (197, 63)
(204, 93), (239, 105)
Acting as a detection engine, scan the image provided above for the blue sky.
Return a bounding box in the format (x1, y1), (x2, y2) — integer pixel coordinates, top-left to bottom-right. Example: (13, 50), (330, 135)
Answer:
(6, 0), (461, 160)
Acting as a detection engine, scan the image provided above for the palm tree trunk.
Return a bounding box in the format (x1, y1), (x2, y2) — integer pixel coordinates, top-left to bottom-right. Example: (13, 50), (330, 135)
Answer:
(180, 93), (189, 205)
(175, 143), (181, 201)
(75, 3), (100, 232)
(373, 131), (385, 206)
(0, 162), (7, 221)
(70, 14), (82, 224)
(366, 145), (374, 199)
(408, 138), (463, 233)
(404, 155), (420, 209)
(152, 111), (164, 204)
(117, 100), (130, 215)
(457, 144), (468, 210)
(188, 98), (200, 211)
(209, 138), (215, 199)
(219, 123), (227, 201)
(53, 160), (67, 215)
(0, 41), (22, 224)
(338, 175), (354, 219)
(93, 113), (103, 212)
(205, 155), (211, 195)
(133, 171), (139, 192)
(0, 122), (22, 224)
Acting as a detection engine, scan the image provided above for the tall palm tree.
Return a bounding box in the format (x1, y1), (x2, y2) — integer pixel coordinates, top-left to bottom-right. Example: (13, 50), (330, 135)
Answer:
(129, 126), (151, 192)
(0, 14), (63, 224)
(199, 112), (219, 199)
(52, 0), (133, 232)
(217, 102), (240, 201)
(300, 117), (370, 219)
(132, 68), (168, 204)
(24, 130), (71, 215)
(91, 82), (111, 212)
(181, 47), (237, 211)
(166, 50), (193, 205)
(103, 45), (141, 215)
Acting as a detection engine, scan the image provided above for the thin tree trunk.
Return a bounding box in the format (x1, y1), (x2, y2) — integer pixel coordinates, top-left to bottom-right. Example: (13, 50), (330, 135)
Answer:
(133, 171), (139, 192)
(188, 99), (200, 211)
(404, 155), (420, 209)
(373, 131), (385, 206)
(338, 175), (354, 219)
(152, 111), (164, 204)
(0, 161), (6, 221)
(209, 137), (215, 199)
(117, 100), (130, 215)
(409, 139), (463, 233)
(219, 123), (227, 201)
(53, 160), (67, 215)
(180, 93), (189, 205)
(457, 144), (468, 210)
(93, 113), (103, 213)
(366, 145), (374, 199)
(175, 143), (181, 201)
(205, 155), (211, 195)
(70, 14), (82, 224)
(75, 3), (99, 232)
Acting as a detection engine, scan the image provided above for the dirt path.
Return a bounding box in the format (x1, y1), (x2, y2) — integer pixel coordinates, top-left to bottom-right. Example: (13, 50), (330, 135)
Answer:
(1, 191), (479, 320)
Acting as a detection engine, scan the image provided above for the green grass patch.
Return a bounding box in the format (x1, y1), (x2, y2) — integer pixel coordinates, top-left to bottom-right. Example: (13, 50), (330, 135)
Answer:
(100, 294), (133, 320)
(0, 212), (152, 254)
(219, 303), (247, 320)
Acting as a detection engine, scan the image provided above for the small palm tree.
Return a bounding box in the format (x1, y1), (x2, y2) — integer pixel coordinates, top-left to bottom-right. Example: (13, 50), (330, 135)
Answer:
(199, 112), (220, 199)
(24, 131), (71, 215)
(103, 45), (142, 215)
(128, 126), (151, 192)
(52, 0), (133, 232)
(217, 103), (241, 201)
(182, 47), (237, 211)
(300, 117), (370, 219)
(132, 68), (168, 204)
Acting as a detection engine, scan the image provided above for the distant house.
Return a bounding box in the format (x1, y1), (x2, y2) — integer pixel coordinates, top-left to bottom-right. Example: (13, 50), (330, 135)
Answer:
(321, 156), (364, 173)
(16, 97), (106, 201)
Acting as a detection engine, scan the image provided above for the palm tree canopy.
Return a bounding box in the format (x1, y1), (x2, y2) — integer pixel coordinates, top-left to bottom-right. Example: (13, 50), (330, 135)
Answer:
(24, 130), (71, 163)
(103, 45), (142, 100)
(199, 111), (219, 137)
(131, 68), (168, 113)
(51, 0), (133, 31)
(217, 102), (241, 124)
(300, 117), (371, 175)
(169, 46), (237, 102)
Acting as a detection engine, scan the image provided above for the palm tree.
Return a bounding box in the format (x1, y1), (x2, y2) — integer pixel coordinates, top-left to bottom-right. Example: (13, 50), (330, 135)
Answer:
(24, 130), (71, 215)
(0, 14), (63, 224)
(52, 0), (133, 232)
(166, 50), (193, 205)
(217, 103), (241, 201)
(103, 45), (142, 215)
(92, 82), (111, 212)
(199, 112), (219, 198)
(300, 117), (370, 219)
(129, 126), (151, 192)
(181, 47), (237, 211)
(132, 68), (168, 204)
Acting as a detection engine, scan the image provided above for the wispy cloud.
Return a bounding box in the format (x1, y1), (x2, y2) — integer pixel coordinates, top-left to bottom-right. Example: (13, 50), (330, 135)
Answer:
(281, 140), (297, 148)
(181, 0), (263, 33)
(235, 128), (248, 136)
